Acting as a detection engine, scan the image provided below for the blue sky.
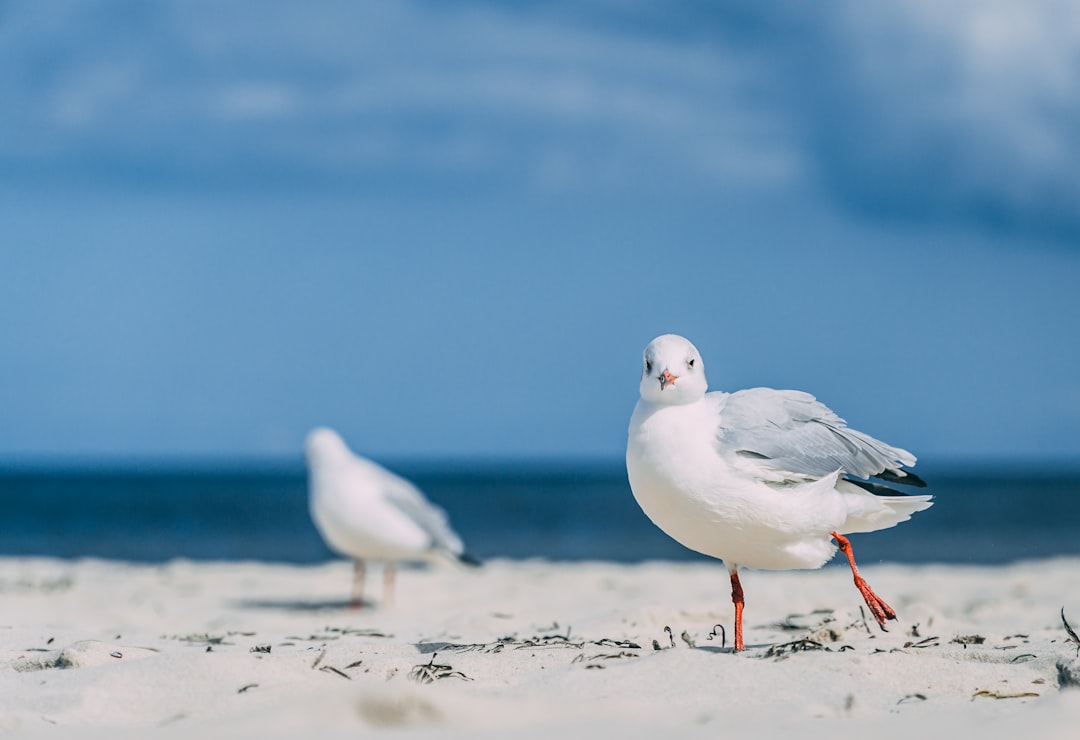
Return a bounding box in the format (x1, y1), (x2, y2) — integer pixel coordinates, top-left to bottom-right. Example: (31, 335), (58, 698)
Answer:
(2, 0), (1078, 464)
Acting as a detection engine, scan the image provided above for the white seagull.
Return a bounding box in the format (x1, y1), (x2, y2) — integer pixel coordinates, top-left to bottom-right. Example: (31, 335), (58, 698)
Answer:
(626, 335), (932, 651)
(305, 427), (475, 608)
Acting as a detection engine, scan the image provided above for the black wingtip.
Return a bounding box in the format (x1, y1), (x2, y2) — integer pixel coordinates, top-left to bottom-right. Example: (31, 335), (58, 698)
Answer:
(457, 552), (483, 568)
(844, 476), (930, 497)
(874, 469), (928, 488)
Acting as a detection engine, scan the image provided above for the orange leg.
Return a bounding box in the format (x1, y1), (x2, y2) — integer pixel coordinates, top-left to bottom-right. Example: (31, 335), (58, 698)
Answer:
(832, 532), (896, 628)
(729, 567), (745, 652)
(350, 559), (366, 610)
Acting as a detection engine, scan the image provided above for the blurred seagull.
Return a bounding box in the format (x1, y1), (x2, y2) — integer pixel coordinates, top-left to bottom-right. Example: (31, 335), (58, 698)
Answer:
(626, 334), (932, 651)
(305, 427), (476, 608)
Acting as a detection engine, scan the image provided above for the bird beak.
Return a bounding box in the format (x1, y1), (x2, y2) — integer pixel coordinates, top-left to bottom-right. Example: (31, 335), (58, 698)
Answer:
(659, 369), (677, 390)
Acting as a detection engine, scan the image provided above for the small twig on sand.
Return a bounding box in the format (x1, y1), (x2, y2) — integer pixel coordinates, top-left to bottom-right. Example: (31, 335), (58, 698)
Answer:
(902, 637), (940, 649)
(972, 689), (1039, 700)
(897, 693), (926, 705)
(320, 665), (352, 680)
(1062, 607), (1080, 657)
(856, 606), (872, 636)
(706, 624), (726, 649)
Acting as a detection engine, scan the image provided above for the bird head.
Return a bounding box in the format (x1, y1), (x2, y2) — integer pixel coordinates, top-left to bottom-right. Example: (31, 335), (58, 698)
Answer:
(304, 427), (351, 467)
(638, 334), (708, 405)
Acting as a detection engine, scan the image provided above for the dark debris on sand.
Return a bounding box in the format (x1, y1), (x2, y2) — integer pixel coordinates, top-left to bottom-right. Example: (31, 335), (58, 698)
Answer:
(408, 653), (473, 685)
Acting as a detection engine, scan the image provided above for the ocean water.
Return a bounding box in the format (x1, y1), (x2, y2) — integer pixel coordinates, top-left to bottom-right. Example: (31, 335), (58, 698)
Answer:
(1, 463), (1078, 565)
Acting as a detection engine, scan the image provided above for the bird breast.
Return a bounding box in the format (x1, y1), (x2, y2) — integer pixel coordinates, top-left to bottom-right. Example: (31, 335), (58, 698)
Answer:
(627, 400), (845, 569)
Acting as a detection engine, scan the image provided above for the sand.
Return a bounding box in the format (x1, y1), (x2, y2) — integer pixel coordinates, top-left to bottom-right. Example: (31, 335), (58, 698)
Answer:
(2, 555), (1079, 738)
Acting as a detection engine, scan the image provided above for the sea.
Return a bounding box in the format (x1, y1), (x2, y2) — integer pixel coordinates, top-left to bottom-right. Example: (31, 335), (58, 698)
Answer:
(1, 461), (1078, 565)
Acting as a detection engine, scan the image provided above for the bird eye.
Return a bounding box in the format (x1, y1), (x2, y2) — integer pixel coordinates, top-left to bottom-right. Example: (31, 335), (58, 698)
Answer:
(688, 358), (695, 368)
(645, 359), (654, 374)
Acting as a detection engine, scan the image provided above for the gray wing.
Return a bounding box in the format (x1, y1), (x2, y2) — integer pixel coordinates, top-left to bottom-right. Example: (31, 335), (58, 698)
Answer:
(382, 475), (465, 556)
(715, 388), (918, 481)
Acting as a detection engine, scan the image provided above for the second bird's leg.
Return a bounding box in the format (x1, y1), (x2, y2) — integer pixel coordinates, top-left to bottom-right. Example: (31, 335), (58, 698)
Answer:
(728, 565), (745, 652)
(351, 559), (366, 610)
(832, 532), (896, 628)
(382, 563), (396, 608)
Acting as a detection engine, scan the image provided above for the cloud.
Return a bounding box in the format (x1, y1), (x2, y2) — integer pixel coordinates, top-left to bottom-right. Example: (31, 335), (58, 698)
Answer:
(789, 0), (1080, 242)
(1, 0), (1078, 241)
(0, 0), (799, 193)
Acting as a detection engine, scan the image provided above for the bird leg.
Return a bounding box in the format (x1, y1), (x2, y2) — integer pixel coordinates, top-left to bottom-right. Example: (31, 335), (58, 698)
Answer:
(382, 563), (396, 608)
(729, 566), (745, 652)
(350, 559), (366, 610)
(832, 532), (896, 628)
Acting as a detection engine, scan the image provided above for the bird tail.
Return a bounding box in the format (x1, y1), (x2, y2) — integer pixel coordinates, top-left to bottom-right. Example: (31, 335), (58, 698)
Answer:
(457, 552), (483, 568)
(431, 549), (483, 569)
(837, 478), (933, 534)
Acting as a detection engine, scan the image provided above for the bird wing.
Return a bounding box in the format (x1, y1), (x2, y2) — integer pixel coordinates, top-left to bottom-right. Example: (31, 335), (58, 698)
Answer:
(714, 388), (921, 483)
(380, 475), (465, 556)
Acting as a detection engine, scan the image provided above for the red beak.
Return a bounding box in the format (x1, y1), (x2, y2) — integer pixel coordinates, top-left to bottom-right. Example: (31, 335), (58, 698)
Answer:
(659, 369), (677, 390)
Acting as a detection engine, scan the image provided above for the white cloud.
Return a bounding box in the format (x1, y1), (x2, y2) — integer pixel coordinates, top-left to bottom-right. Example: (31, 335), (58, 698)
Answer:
(0, 0), (801, 191)
(816, 0), (1080, 237)
(1, 0), (1077, 238)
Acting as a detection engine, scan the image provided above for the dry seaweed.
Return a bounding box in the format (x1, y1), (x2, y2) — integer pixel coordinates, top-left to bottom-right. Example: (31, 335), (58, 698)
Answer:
(432, 634), (640, 655)
(436, 642), (505, 654)
(762, 639), (825, 658)
(771, 609), (835, 631)
(572, 651), (639, 664)
(325, 626), (393, 638)
(592, 638), (641, 649)
(1009, 653), (1037, 663)
(950, 635), (986, 647)
(902, 637), (940, 649)
(408, 653), (473, 684)
(171, 633), (230, 646)
(972, 689), (1039, 700)
(512, 634), (584, 650)
(762, 638), (854, 658)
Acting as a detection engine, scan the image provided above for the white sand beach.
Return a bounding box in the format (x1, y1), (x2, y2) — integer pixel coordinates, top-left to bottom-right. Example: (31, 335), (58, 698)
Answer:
(2, 556), (1079, 738)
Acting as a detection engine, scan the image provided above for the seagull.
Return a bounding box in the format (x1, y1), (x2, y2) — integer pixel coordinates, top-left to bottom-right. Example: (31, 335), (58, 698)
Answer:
(626, 334), (932, 651)
(305, 427), (475, 608)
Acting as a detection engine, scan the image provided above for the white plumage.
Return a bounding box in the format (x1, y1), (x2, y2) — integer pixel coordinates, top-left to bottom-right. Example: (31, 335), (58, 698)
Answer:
(626, 334), (932, 650)
(305, 427), (470, 607)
